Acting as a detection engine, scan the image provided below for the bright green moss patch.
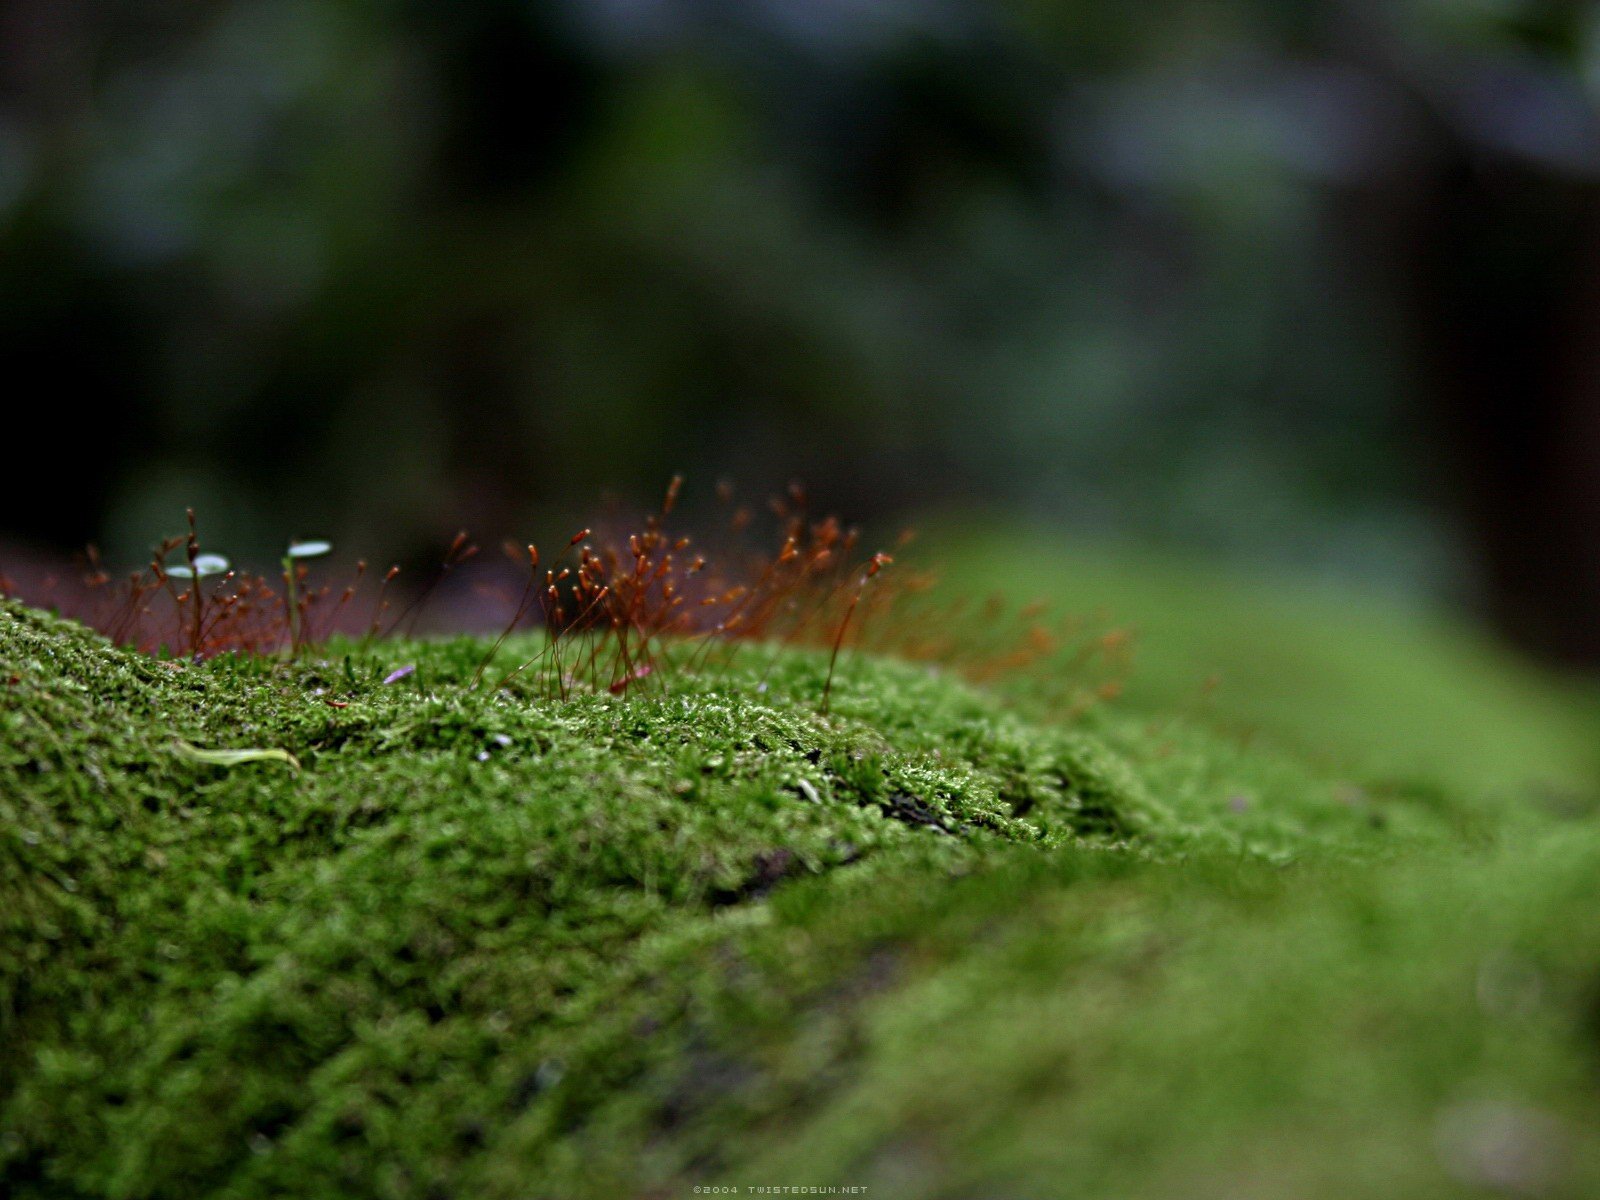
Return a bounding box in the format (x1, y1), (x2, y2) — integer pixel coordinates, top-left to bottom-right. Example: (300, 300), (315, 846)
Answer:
(927, 527), (1600, 797)
(4, 597), (1600, 1198)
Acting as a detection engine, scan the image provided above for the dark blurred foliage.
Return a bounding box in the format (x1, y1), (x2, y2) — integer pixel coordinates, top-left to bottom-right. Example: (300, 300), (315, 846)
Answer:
(2, 1), (1599, 660)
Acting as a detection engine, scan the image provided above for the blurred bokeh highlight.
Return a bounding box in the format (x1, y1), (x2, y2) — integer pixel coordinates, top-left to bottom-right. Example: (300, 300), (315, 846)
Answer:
(4, 1), (1600, 666)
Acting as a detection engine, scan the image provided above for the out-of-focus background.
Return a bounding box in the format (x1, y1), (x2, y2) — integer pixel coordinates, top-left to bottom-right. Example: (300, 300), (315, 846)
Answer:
(4, 0), (1600, 668)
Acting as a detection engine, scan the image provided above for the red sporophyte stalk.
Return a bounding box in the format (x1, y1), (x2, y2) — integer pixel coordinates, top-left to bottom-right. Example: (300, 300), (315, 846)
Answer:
(387, 532), (476, 638)
(472, 544), (539, 688)
(821, 552), (892, 715)
(368, 565), (401, 640)
(185, 509), (203, 658)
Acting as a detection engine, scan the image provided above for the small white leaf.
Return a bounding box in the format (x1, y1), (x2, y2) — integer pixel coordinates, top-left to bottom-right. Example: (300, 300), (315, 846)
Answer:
(193, 554), (230, 577)
(287, 540), (333, 559)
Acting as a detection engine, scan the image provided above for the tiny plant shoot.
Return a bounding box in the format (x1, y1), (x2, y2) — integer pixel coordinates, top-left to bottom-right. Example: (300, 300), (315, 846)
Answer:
(283, 539), (333, 656)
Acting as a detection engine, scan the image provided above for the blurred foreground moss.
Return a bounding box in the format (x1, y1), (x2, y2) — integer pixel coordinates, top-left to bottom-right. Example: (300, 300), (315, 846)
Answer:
(3, 583), (1600, 1198)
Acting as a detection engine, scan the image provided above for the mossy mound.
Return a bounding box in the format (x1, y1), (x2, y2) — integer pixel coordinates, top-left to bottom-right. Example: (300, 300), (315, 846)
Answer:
(4, 598), (1600, 1198)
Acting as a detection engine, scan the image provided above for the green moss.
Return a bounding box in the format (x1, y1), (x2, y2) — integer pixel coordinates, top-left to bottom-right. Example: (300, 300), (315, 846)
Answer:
(4, 594), (1600, 1199)
(926, 527), (1600, 797)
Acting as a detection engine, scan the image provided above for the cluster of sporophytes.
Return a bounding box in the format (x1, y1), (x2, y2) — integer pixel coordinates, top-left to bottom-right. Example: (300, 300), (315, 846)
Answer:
(0, 479), (1132, 714)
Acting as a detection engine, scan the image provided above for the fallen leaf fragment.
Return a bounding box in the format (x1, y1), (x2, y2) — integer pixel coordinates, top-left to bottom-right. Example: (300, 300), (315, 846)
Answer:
(173, 741), (301, 770)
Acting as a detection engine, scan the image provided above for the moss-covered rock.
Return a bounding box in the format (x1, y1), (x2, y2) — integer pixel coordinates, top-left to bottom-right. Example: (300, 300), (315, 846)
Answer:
(4, 598), (1600, 1199)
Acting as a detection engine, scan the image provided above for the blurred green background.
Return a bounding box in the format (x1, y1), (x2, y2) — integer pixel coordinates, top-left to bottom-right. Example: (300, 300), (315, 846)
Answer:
(4, 0), (1600, 666)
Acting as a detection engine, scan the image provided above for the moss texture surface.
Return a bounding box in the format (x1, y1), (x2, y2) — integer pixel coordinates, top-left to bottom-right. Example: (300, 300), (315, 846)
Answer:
(4, 591), (1600, 1199)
